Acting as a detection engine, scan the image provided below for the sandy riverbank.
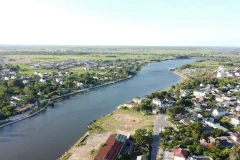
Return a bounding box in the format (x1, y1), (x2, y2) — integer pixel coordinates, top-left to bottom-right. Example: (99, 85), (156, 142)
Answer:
(59, 109), (156, 160)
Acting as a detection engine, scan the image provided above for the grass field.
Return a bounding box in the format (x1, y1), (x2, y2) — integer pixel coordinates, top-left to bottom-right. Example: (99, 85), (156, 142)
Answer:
(90, 108), (155, 134)
(190, 60), (236, 69)
(19, 69), (58, 74)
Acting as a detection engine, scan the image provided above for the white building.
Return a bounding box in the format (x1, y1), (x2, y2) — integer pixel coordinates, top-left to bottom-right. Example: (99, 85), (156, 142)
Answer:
(39, 78), (46, 83)
(152, 98), (162, 106)
(193, 90), (207, 97)
(23, 80), (29, 85)
(217, 66), (227, 78)
(230, 117), (240, 126)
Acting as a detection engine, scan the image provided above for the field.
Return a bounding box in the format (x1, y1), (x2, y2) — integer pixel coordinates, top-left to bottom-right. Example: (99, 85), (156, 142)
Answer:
(190, 60), (236, 69)
(3, 46), (240, 75)
(91, 108), (155, 134)
(67, 109), (156, 160)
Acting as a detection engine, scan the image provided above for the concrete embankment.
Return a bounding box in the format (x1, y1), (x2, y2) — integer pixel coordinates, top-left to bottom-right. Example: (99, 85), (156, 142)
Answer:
(0, 77), (133, 129)
(0, 100), (49, 129)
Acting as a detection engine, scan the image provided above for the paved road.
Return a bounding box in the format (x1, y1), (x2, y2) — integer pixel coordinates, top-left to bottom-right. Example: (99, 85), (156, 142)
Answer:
(151, 114), (170, 160)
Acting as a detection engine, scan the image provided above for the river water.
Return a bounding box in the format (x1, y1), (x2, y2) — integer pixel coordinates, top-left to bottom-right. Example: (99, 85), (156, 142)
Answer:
(0, 59), (197, 160)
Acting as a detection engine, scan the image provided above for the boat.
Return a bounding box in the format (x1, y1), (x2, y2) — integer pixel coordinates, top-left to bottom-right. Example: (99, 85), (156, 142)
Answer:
(168, 68), (175, 71)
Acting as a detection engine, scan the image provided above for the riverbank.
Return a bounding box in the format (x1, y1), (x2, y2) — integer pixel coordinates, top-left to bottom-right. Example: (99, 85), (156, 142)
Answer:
(0, 64), (146, 129)
(173, 69), (189, 82)
(59, 64), (191, 160)
(0, 100), (50, 129)
(60, 108), (156, 160)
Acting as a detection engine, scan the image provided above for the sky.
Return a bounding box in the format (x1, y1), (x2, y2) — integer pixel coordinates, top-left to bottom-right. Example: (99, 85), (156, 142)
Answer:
(0, 0), (239, 46)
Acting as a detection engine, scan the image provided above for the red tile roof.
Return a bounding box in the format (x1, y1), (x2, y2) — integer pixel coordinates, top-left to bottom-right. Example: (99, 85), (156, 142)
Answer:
(174, 148), (188, 158)
(94, 134), (124, 160)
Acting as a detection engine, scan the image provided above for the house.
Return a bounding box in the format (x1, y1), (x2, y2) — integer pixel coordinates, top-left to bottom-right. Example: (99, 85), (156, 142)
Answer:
(217, 137), (235, 148)
(15, 105), (32, 113)
(123, 102), (138, 108)
(193, 90), (207, 97)
(76, 82), (84, 89)
(230, 133), (240, 142)
(180, 116), (199, 124)
(204, 117), (220, 127)
(194, 104), (209, 111)
(215, 97), (225, 102)
(9, 101), (18, 107)
(217, 66), (228, 78)
(181, 89), (190, 97)
(11, 96), (22, 101)
(39, 78), (46, 83)
(230, 116), (240, 126)
(94, 134), (127, 160)
(212, 108), (227, 117)
(152, 98), (161, 106)
(173, 148), (188, 160)
(133, 97), (142, 104)
(236, 105), (240, 112)
(22, 80), (29, 85)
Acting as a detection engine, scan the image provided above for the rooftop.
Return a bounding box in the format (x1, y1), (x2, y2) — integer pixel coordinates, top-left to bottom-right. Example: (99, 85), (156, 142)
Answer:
(174, 148), (188, 158)
(94, 134), (127, 160)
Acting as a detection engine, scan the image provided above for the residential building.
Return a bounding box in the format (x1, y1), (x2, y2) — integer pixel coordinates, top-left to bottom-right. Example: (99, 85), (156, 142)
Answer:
(204, 117), (220, 127)
(230, 116), (240, 126)
(193, 90), (207, 97)
(152, 98), (161, 106)
(174, 148), (188, 160)
(230, 133), (240, 142)
(123, 102), (138, 108)
(94, 134), (127, 160)
(133, 97), (142, 104)
(212, 108), (227, 117)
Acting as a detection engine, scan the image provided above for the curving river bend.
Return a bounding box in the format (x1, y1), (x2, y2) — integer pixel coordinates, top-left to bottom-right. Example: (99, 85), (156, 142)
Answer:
(0, 59), (197, 160)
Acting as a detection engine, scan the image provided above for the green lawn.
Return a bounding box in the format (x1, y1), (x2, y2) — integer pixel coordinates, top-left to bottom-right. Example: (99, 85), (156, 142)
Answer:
(19, 69), (58, 75)
(190, 60), (235, 69)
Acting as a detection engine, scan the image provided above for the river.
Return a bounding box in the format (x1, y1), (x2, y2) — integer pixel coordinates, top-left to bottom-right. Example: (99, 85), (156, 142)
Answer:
(0, 59), (197, 160)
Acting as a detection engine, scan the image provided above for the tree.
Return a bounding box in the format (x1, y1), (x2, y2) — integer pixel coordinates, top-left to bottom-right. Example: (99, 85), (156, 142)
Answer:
(229, 146), (240, 160)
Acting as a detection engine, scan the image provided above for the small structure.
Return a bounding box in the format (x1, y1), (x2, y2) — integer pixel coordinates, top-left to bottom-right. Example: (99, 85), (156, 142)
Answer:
(173, 148), (188, 160)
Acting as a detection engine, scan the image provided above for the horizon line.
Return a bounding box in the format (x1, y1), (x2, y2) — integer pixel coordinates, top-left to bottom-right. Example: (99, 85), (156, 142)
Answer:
(0, 44), (239, 48)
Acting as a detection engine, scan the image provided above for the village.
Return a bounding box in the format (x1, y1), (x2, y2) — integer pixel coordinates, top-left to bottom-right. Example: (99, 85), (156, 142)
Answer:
(67, 63), (240, 160)
(0, 59), (146, 125)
